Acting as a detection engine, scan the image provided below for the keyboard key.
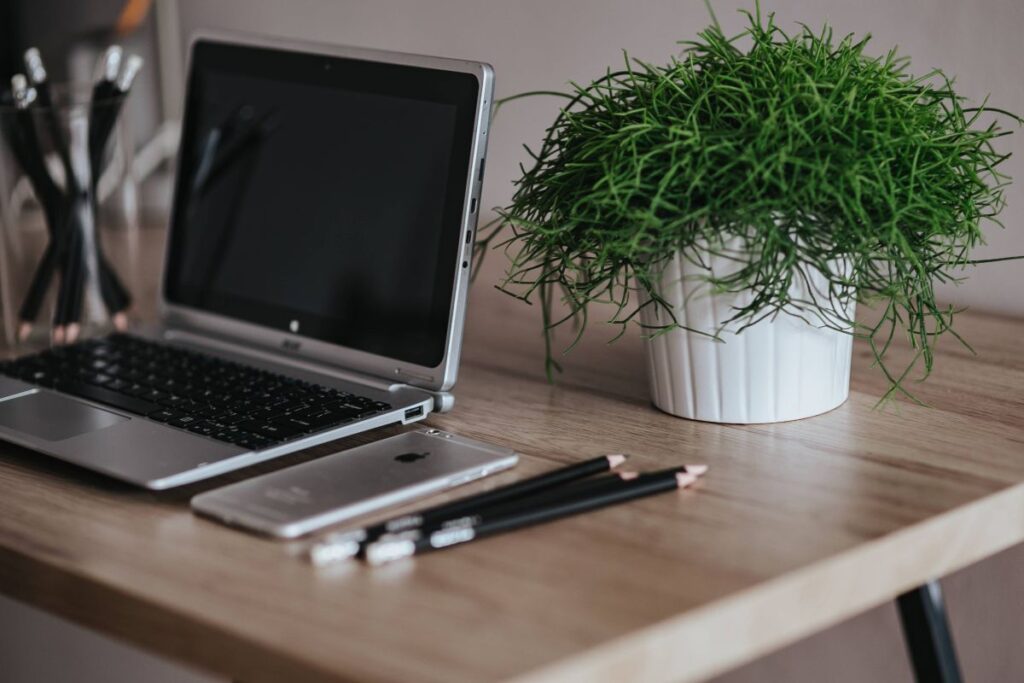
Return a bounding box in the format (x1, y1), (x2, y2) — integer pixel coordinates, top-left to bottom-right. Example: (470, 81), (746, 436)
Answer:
(106, 378), (131, 392)
(159, 395), (188, 409)
(141, 388), (168, 402)
(169, 414), (200, 429)
(237, 420), (301, 440)
(285, 408), (352, 430)
(228, 432), (275, 450)
(122, 383), (150, 398)
(187, 421), (218, 436)
(148, 409), (181, 423)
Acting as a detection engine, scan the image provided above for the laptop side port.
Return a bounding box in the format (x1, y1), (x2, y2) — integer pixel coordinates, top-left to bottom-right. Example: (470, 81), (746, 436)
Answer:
(403, 405), (425, 422)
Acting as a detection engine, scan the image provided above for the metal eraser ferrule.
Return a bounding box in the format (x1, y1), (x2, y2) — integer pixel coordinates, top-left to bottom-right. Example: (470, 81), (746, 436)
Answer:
(308, 539), (361, 567)
(102, 46), (124, 83)
(116, 55), (144, 93)
(365, 538), (416, 565)
(24, 48), (47, 85)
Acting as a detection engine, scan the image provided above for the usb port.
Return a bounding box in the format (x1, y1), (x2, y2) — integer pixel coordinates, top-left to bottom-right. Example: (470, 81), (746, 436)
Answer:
(404, 406), (424, 421)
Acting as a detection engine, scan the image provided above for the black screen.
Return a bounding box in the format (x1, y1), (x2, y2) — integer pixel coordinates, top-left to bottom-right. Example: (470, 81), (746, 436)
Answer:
(164, 41), (479, 367)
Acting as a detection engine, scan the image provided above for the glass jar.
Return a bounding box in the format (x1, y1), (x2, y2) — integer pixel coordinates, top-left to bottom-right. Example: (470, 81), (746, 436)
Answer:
(0, 81), (140, 348)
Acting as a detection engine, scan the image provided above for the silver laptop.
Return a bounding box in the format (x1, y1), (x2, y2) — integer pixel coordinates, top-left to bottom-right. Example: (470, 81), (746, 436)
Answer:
(0, 33), (493, 489)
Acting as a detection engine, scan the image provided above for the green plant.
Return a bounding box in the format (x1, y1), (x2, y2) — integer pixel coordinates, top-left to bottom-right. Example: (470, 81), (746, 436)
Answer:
(479, 4), (1019, 402)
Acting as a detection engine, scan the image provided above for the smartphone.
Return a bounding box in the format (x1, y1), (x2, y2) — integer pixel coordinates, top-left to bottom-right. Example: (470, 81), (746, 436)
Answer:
(190, 428), (519, 538)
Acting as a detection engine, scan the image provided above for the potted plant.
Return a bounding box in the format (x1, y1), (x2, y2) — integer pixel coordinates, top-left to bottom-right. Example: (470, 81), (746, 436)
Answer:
(481, 5), (1019, 423)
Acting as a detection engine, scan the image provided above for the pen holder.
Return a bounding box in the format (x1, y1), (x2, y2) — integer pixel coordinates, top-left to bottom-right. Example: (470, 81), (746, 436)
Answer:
(0, 83), (139, 347)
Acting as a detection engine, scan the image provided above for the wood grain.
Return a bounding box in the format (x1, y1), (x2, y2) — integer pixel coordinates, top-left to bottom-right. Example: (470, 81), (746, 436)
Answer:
(0, 224), (1023, 683)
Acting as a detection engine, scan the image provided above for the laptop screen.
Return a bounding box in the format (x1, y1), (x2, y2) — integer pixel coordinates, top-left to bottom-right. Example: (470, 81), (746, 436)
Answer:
(164, 40), (480, 368)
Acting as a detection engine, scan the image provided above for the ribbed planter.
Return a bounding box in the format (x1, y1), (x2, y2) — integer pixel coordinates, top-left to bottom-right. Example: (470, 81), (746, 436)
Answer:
(640, 249), (855, 423)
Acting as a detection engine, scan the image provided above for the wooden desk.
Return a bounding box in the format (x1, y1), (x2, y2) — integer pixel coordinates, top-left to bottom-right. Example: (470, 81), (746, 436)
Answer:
(1, 227), (1023, 683)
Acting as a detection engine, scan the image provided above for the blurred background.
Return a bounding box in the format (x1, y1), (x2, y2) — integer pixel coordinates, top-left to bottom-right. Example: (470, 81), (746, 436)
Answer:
(3, 0), (1020, 312)
(0, 1), (1021, 681)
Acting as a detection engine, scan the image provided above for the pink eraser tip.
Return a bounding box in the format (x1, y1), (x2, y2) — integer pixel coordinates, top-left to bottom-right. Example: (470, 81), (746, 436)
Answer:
(607, 454), (627, 468)
(686, 464), (709, 477)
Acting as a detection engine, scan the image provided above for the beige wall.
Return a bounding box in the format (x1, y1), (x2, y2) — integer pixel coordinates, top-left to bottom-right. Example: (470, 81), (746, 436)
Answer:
(174, 0), (1024, 317)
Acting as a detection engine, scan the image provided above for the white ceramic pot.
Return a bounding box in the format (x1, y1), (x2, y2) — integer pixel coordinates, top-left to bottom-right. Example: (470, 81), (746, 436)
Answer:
(640, 248), (855, 423)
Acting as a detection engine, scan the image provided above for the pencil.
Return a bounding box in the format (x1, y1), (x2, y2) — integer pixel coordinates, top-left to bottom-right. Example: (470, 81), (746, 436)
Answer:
(310, 470), (640, 567)
(457, 465), (706, 520)
(54, 110), (93, 343)
(374, 454), (626, 537)
(13, 50), (124, 339)
(52, 210), (83, 343)
(24, 48), (78, 196)
(7, 74), (69, 340)
(24, 48), (86, 343)
(308, 462), (708, 566)
(305, 454), (625, 565)
(364, 470), (699, 565)
(87, 50), (141, 321)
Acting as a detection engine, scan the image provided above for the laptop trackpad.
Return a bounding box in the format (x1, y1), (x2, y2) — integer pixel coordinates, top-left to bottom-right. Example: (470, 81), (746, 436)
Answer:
(0, 391), (128, 441)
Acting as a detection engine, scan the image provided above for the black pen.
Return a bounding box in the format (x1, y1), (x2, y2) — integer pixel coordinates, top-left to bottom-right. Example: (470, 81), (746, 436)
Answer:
(364, 469), (700, 565)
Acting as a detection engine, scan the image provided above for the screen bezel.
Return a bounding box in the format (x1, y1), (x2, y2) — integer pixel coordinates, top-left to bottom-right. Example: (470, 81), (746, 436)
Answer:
(159, 31), (492, 393)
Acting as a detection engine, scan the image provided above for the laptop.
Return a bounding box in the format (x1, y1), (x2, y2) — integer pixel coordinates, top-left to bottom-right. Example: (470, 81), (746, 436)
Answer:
(0, 33), (493, 489)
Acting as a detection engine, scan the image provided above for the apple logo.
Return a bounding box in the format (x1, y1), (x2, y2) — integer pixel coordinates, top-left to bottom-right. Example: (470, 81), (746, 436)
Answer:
(395, 451), (429, 463)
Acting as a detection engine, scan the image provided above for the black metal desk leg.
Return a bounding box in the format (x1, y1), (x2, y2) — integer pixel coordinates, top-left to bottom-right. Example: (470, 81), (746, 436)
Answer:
(897, 581), (964, 683)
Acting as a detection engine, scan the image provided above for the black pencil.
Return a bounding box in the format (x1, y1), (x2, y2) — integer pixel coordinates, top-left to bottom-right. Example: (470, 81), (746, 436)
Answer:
(86, 47), (127, 321)
(89, 51), (141, 180)
(24, 48), (78, 196)
(374, 454), (625, 535)
(13, 50), (117, 340)
(405, 465), (700, 535)
(309, 462), (708, 566)
(364, 469), (699, 565)
(304, 454), (626, 565)
(87, 50), (142, 326)
(52, 208), (84, 343)
(7, 74), (69, 340)
(25, 48), (88, 343)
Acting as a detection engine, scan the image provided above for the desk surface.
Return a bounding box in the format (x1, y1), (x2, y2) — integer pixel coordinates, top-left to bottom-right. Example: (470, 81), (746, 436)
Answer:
(1, 228), (1023, 683)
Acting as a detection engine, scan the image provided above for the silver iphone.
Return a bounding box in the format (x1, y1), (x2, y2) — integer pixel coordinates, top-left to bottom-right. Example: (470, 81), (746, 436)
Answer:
(190, 428), (519, 538)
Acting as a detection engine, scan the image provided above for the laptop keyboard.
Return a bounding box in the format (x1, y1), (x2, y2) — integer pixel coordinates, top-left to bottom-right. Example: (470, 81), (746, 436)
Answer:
(0, 334), (392, 451)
